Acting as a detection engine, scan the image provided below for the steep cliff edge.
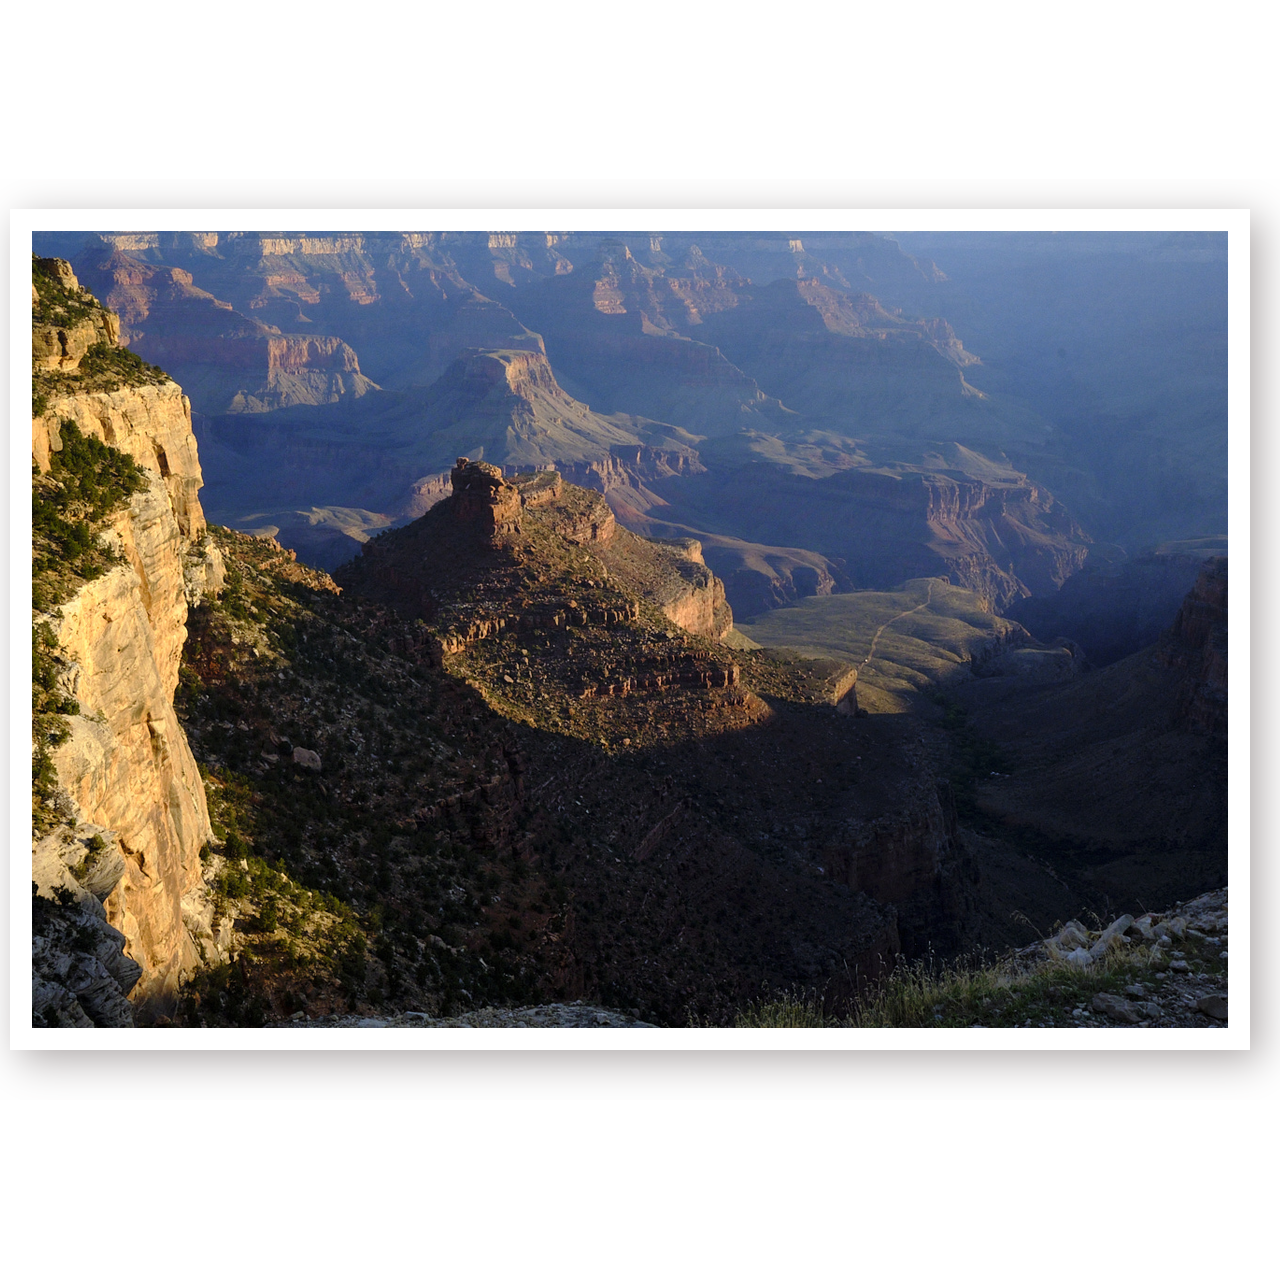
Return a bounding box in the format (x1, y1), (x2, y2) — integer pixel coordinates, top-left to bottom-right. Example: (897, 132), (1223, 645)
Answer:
(31, 257), (223, 1023)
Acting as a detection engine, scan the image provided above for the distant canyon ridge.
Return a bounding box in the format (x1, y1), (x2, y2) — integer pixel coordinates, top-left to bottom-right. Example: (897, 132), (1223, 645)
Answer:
(34, 228), (1227, 640)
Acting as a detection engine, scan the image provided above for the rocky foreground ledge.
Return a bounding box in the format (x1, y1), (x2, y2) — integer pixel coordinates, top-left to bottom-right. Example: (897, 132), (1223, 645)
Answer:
(1008, 888), (1228, 1028)
(278, 1002), (655, 1028)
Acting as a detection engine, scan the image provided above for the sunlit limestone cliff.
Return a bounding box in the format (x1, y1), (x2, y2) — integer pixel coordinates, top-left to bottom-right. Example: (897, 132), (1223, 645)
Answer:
(31, 256), (225, 1024)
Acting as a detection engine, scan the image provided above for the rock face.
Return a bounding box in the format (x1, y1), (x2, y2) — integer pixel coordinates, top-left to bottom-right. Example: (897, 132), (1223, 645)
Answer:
(1156, 557), (1227, 738)
(970, 629), (1085, 683)
(597, 532), (732, 641)
(32, 308), (120, 373)
(170, 332), (376, 415)
(450, 457), (524, 538)
(32, 261), (221, 1017)
(191, 346), (691, 554)
(620, 445), (1091, 612)
(84, 230), (1095, 617)
(693, 276), (1024, 444)
(369, 463), (734, 642)
(380, 348), (663, 478)
(67, 247), (379, 415)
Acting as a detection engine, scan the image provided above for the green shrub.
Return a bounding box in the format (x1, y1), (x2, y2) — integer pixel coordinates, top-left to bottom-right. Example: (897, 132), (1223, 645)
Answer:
(32, 422), (149, 601)
(76, 342), (170, 392)
(31, 256), (101, 329)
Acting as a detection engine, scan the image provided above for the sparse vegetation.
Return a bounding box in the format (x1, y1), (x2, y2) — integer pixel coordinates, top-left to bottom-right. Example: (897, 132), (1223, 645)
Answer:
(31, 254), (100, 329)
(77, 341), (171, 391)
(733, 928), (1226, 1029)
(32, 254), (170, 413)
(170, 526), (559, 1024)
(32, 421), (148, 607)
(734, 993), (831, 1027)
(31, 422), (148, 831)
(32, 611), (79, 834)
(736, 577), (1015, 707)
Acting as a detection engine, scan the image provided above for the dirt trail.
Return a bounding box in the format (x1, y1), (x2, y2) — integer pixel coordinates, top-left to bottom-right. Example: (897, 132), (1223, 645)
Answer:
(859, 581), (935, 671)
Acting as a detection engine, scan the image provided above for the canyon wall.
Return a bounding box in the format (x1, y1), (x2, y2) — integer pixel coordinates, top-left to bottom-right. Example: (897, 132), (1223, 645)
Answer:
(32, 261), (224, 1021)
(1157, 557), (1227, 738)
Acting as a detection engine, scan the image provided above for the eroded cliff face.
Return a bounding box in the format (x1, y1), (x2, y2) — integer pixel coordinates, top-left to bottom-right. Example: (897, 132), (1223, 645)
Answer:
(598, 532), (733, 641)
(67, 248), (378, 415)
(406, 461), (733, 642)
(32, 261), (224, 1020)
(639, 459), (1090, 612)
(1157, 557), (1227, 738)
(32, 309), (120, 372)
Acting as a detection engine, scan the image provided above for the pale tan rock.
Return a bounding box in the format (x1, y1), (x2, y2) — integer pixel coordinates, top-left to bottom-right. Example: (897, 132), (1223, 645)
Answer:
(32, 258), (120, 372)
(32, 831), (106, 919)
(35, 380), (215, 1011)
(597, 528), (734, 641)
(32, 310), (120, 372)
(183, 537), (226, 605)
(34, 381), (205, 538)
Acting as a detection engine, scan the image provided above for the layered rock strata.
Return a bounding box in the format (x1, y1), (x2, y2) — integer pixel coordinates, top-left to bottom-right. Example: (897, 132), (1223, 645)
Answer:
(369, 463), (733, 643)
(67, 247), (378, 414)
(32, 261), (222, 1020)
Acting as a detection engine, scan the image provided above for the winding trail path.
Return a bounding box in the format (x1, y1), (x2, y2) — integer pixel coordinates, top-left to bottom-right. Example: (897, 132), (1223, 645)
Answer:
(859, 580), (935, 671)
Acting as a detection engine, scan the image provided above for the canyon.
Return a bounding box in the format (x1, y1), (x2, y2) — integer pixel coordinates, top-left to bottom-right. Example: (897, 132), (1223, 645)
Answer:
(27, 232), (1229, 1030)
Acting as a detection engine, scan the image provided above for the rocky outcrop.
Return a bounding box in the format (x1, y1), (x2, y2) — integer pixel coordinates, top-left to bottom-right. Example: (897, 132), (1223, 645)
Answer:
(32, 267), (222, 1018)
(444, 461), (730, 639)
(68, 247), (378, 415)
(194, 346), (663, 549)
(401, 471), (454, 518)
(31, 257), (121, 372)
(970, 625), (1085, 683)
(450, 457), (523, 538)
(1011, 890), (1228, 1028)
(557, 445), (704, 496)
(916, 473), (1089, 604)
(350, 466), (734, 645)
(1156, 557), (1227, 737)
(555, 504), (618, 546)
(32, 310), (120, 373)
(599, 534), (732, 640)
(160, 333), (377, 415)
(642, 458), (1090, 612)
(32, 886), (143, 1028)
(382, 447), (704, 537)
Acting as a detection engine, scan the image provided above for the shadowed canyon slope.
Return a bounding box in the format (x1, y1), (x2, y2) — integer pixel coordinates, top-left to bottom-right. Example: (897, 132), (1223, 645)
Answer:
(951, 558), (1227, 909)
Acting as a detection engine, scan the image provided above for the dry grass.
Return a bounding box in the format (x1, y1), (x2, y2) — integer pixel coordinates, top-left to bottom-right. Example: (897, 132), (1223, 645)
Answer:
(733, 939), (1206, 1029)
